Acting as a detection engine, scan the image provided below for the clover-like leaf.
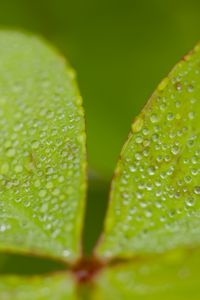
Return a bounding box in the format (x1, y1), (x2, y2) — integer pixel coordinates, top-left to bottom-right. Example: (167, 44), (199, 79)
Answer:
(0, 31), (86, 262)
(0, 273), (77, 299)
(94, 248), (200, 300)
(1, 30), (200, 300)
(97, 43), (200, 259)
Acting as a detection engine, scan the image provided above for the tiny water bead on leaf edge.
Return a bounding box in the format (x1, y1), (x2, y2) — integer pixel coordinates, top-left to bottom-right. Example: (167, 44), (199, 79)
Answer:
(96, 42), (200, 259)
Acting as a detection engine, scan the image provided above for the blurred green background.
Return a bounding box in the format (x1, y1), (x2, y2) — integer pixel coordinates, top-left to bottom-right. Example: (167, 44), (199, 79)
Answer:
(1, 0), (200, 254)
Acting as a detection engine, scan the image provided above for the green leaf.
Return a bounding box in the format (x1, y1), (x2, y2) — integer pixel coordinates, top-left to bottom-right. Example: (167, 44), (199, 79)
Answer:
(97, 43), (200, 259)
(0, 273), (77, 299)
(0, 31), (86, 261)
(94, 248), (200, 300)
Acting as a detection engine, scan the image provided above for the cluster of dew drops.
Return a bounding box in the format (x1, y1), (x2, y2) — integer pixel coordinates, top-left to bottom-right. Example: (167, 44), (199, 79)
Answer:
(105, 57), (200, 253)
(0, 64), (85, 258)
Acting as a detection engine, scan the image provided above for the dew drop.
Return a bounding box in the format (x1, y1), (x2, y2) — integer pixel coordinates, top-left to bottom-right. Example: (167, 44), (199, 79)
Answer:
(150, 113), (158, 123)
(14, 165), (23, 173)
(6, 148), (16, 157)
(31, 140), (40, 149)
(194, 186), (200, 195)
(185, 197), (195, 207)
(175, 82), (182, 91)
(132, 117), (143, 133)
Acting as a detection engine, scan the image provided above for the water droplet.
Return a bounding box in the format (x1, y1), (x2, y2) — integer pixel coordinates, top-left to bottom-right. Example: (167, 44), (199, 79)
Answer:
(194, 186), (200, 195)
(39, 189), (47, 197)
(132, 117), (143, 133)
(31, 140), (40, 149)
(14, 165), (23, 173)
(167, 113), (174, 121)
(171, 145), (180, 155)
(188, 111), (195, 120)
(175, 82), (182, 91)
(185, 197), (195, 207)
(187, 84), (194, 93)
(1, 163), (9, 174)
(6, 148), (16, 157)
(150, 113), (159, 123)
(147, 166), (156, 176)
(158, 77), (169, 91)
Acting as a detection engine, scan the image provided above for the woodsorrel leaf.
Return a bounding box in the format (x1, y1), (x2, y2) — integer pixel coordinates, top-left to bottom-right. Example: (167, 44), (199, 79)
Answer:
(94, 248), (200, 300)
(0, 31), (86, 262)
(97, 43), (200, 259)
(0, 273), (77, 299)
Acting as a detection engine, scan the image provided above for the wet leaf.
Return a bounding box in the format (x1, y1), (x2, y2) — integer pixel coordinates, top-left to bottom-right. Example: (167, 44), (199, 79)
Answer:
(0, 31), (86, 262)
(0, 273), (77, 300)
(97, 43), (200, 259)
(94, 248), (200, 300)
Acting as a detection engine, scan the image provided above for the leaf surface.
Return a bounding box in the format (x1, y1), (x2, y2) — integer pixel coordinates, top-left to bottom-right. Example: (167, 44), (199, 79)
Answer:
(0, 31), (86, 261)
(0, 273), (77, 300)
(97, 43), (200, 258)
(94, 248), (200, 300)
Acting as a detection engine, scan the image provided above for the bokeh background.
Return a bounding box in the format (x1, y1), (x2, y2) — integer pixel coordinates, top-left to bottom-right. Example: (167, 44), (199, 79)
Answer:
(1, 0), (200, 253)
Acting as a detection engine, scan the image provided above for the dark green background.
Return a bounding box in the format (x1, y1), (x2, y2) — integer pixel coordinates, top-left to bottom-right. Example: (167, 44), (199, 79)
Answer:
(0, 0), (200, 253)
